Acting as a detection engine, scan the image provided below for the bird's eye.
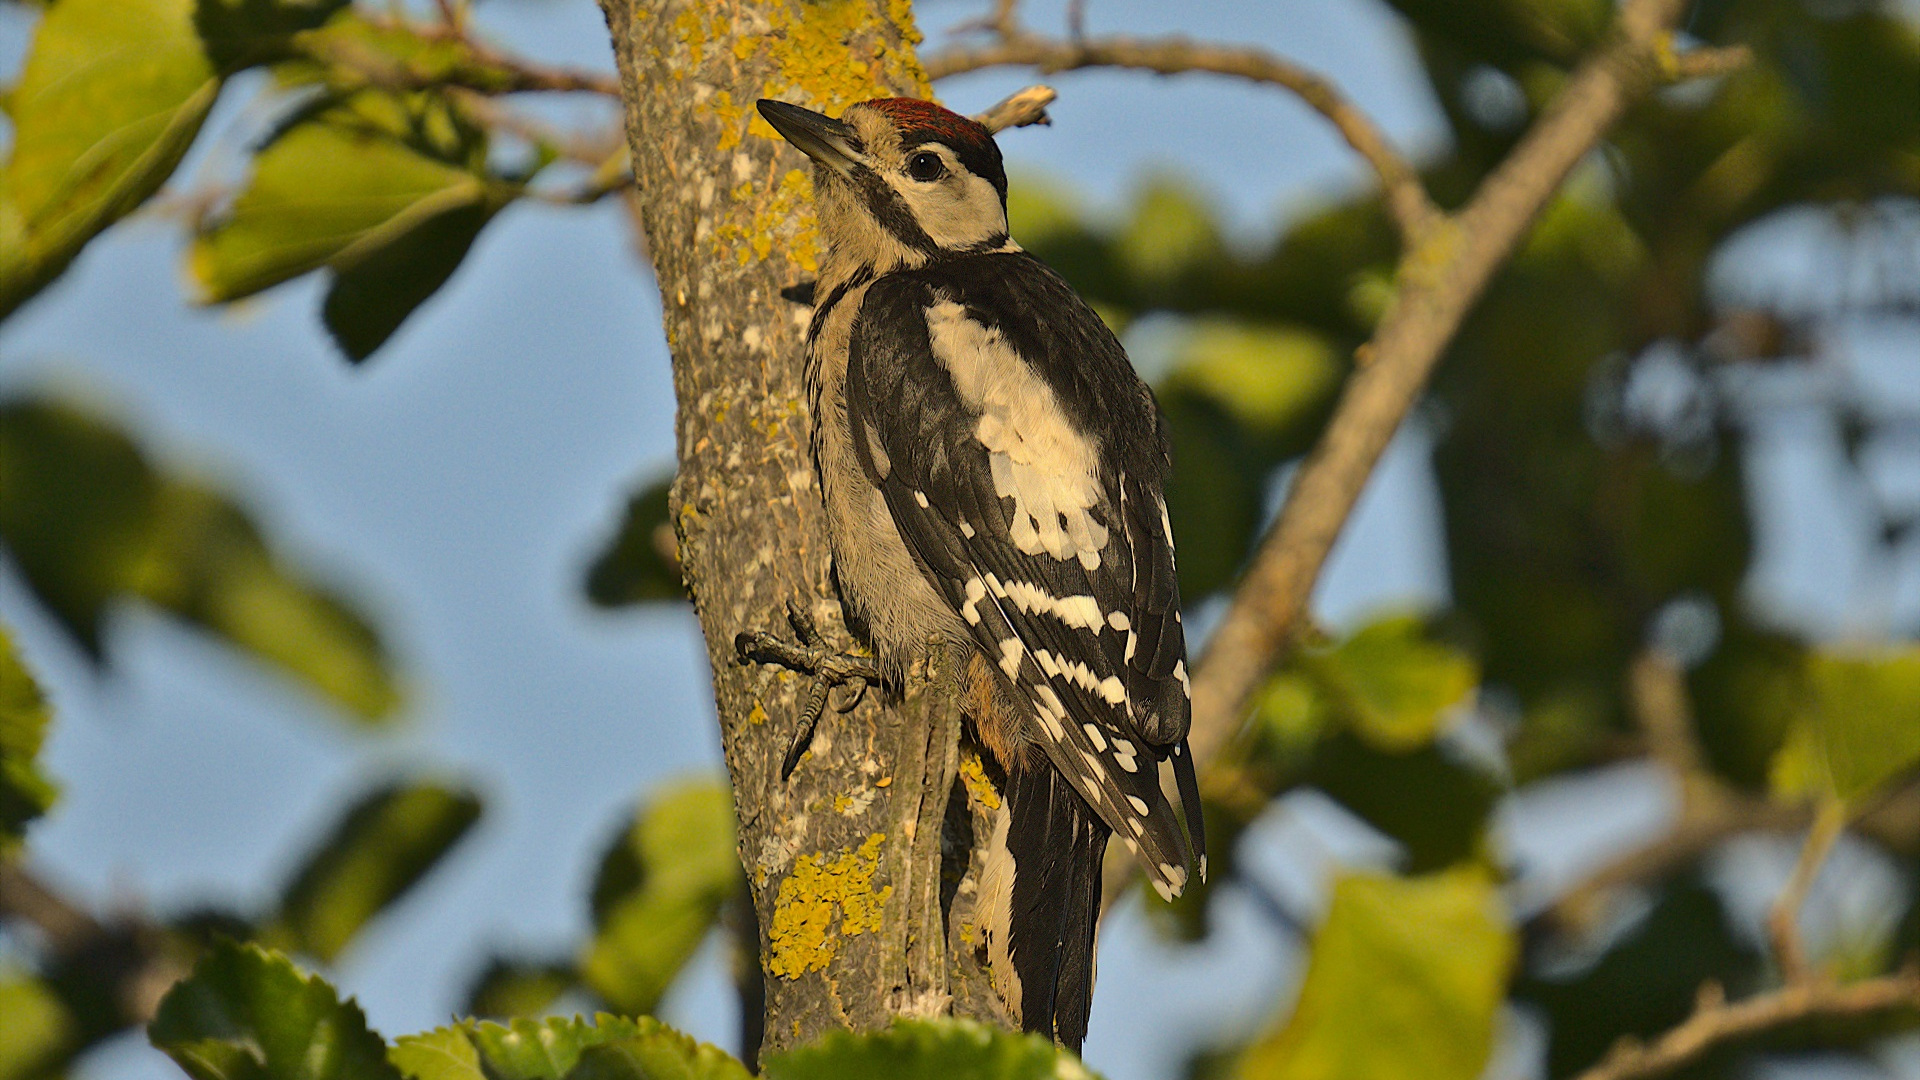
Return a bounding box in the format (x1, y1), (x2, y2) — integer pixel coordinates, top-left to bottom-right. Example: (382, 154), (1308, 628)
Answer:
(907, 152), (946, 182)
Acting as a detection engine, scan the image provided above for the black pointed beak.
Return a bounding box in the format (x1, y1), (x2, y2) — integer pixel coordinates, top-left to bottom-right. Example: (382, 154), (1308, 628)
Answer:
(756, 99), (861, 177)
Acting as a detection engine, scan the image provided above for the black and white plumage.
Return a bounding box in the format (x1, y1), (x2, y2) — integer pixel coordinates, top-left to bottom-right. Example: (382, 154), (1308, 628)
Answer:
(756, 96), (1204, 1051)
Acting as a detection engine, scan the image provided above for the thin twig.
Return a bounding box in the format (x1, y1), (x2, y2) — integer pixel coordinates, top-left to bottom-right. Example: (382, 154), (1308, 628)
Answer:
(973, 85), (1057, 133)
(1569, 970), (1920, 1080)
(925, 34), (1437, 246)
(318, 14), (622, 97)
(1768, 797), (1848, 983)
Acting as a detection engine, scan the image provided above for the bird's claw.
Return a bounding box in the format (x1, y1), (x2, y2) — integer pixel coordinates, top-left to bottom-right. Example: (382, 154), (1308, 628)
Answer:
(735, 601), (881, 779)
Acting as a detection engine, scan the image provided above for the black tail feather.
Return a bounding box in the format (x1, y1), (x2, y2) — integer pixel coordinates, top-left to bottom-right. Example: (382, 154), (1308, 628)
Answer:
(1002, 763), (1109, 1052)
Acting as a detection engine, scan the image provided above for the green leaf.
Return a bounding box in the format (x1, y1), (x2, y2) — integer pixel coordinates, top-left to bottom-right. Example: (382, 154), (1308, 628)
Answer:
(1117, 177), (1223, 301)
(194, 0), (351, 73)
(1770, 647), (1920, 806)
(389, 1015), (749, 1080)
(1235, 868), (1513, 1080)
(389, 1026), (485, 1080)
(763, 1019), (1098, 1080)
(1162, 321), (1343, 438)
(0, 976), (76, 1080)
(580, 778), (739, 1016)
(1298, 615), (1479, 752)
(584, 476), (681, 607)
(462, 957), (577, 1020)
(270, 780), (481, 962)
(149, 939), (402, 1080)
(0, 624), (59, 848)
(0, 0), (219, 319)
(0, 398), (401, 721)
(190, 91), (501, 305)
(322, 199), (493, 361)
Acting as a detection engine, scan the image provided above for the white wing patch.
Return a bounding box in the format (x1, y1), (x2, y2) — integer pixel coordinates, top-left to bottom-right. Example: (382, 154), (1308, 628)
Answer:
(926, 301), (1109, 570)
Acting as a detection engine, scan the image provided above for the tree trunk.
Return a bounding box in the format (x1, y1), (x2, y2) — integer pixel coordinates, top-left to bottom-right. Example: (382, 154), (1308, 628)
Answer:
(597, 0), (1006, 1055)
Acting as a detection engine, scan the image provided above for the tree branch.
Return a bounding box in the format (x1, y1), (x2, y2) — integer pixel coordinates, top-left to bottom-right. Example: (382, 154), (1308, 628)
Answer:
(1181, 0), (1698, 773)
(972, 85), (1057, 133)
(1569, 973), (1920, 1080)
(925, 35), (1437, 246)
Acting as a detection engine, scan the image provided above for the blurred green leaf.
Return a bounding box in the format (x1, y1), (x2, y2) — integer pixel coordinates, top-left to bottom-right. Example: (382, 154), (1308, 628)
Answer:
(390, 1015), (749, 1080)
(189, 90), (510, 359)
(277, 12), (526, 97)
(1299, 614), (1479, 752)
(194, 0), (350, 73)
(1118, 179), (1224, 304)
(1771, 648), (1920, 806)
(0, 0), (218, 319)
(463, 957), (577, 1020)
(0, 397), (401, 720)
(1163, 321), (1343, 438)
(581, 778), (738, 1016)
(0, 976), (75, 1080)
(1690, 621), (1805, 792)
(322, 199), (493, 361)
(584, 476), (682, 607)
(1235, 867), (1511, 1080)
(149, 939), (401, 1080)
(763, 1019), (1096, 1080)
(1310, 735), (1501, 872)
(271, 780), (481, 963)
(0, 625), (59, 848)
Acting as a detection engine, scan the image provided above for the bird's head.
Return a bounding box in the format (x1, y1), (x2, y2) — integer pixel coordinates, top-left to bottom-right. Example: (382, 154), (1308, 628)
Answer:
(756, 97), (1012, 272)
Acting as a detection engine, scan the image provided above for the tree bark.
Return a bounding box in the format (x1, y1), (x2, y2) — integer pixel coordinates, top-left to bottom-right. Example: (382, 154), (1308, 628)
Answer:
(597, 0), (1004, 1054)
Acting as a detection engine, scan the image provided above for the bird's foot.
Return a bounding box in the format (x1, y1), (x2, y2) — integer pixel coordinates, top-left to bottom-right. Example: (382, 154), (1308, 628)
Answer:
(735, 600), (882, 779)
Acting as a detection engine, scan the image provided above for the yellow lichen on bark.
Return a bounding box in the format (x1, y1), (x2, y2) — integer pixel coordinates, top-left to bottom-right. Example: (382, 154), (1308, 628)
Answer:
(767, 832), (894, 979)
(958, 748), (1001, 811)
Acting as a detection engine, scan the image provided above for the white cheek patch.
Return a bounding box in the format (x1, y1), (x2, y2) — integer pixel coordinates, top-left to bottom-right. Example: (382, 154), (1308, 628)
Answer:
(926, 302), (1109, 568)
(890, 170), (1007, 249)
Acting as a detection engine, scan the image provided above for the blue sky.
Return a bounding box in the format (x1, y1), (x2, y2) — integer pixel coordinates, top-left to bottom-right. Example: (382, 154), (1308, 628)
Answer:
(3, 1), (1916, 1078)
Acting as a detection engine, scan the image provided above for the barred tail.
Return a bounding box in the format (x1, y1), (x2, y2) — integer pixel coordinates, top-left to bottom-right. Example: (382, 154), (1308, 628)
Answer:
(981, 762), (1110, 1052)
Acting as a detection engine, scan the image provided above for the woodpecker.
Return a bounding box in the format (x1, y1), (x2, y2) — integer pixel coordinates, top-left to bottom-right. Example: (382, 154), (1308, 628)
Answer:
(752, 96), (1205, 1050)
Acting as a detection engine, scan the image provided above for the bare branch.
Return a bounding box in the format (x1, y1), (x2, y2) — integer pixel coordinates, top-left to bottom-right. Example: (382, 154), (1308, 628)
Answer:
(1180, 0), (1696, 772)
(925, 35), (1437, 245)
(1768, 797), (1848, 983)
(1569, 972), (1920, 1080)
(1668, 44), (1753, 81)
(973, 85), (1057, 133)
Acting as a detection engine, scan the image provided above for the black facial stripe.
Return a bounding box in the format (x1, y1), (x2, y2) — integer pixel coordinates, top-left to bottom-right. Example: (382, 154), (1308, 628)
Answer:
(855, 168), (940, 256)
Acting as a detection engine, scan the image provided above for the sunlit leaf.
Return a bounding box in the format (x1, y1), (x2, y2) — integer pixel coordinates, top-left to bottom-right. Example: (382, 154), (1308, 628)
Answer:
(0, 398), (400, 721)
(0, 0), (219, 318)
(0, 625), (59, 848)
(0, 976), (74, 1080)
(1163, 321), (1343, 438)
(583, 475), (681, 607)
(271, 780), (482, 962)
(149, 939), (401, 1080)
(1771, 648), (1920, 806)
(1235, 868), (1512, 1080)
(580, 778), (738, 1016)
(189, 89), (509, 356)
(389, 1015), (749, 1080)
(1300, 614), (1478, 752)
(763, 1019), (1098, 1080)
(1117, 178), (1223, 304)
